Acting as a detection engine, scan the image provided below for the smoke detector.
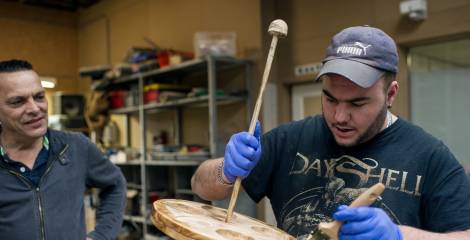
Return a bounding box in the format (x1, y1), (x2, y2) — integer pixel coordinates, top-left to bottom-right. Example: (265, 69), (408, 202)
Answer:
(400, 0), (427, 21)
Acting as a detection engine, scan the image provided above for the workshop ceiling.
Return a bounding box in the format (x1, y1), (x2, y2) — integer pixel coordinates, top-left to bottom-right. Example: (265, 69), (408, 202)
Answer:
(2, 0), (101, 12)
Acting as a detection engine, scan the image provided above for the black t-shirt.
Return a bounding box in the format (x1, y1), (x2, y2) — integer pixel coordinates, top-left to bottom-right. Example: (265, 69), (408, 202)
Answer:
(242, 115), (470, 238)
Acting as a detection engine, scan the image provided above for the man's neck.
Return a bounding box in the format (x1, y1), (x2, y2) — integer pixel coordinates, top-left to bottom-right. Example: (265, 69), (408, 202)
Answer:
(0, 132), (43, 152)
(0, 132), (45, 169)
(383, 110), (397, 130)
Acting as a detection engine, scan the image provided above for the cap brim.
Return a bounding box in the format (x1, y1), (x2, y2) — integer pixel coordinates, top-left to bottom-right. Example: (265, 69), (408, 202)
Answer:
(316, 59), (384, 88)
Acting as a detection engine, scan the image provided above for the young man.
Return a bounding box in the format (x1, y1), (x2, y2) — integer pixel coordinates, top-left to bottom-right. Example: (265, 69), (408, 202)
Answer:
(192, 26), (470, 239)
(0, 60), (126, 240)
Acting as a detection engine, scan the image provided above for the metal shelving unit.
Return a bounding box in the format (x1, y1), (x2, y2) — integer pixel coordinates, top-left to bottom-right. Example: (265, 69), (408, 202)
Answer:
(123, 215), (146, 224)
(108, 56), (252, 239)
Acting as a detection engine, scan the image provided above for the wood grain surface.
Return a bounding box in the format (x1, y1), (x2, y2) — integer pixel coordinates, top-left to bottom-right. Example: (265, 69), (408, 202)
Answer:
(152, 199), (295, 240)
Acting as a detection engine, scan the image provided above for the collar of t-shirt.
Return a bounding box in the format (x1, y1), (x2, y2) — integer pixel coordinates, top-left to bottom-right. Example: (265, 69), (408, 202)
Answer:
(0, 135), (50, 187)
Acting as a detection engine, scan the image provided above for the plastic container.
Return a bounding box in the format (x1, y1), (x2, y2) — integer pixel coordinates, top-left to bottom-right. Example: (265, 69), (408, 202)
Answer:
(143, 83), (190, 104)
(193, 32), (236, 58)
(157, 50), (170, 67)
(109, 90), (126, 109)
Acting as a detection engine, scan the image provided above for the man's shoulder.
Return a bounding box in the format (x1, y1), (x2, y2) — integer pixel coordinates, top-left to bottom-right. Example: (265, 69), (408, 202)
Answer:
(394, 118), (442, 146)
(47, 129), (89, 144)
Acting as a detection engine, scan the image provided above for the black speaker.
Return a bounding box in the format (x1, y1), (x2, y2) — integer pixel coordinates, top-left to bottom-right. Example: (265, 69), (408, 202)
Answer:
(52, 92), (87, 129)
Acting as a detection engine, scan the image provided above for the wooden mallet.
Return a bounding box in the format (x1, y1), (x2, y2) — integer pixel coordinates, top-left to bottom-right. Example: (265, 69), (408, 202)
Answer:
(225, 19), (288, 223)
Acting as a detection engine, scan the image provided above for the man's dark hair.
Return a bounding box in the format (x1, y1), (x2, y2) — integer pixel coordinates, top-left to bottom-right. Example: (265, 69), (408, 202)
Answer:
(382, 71), (396, 92)
(0, 59), (33, 73)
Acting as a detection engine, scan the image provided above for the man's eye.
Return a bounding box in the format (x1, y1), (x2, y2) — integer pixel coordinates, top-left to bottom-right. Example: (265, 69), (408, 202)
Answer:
(351, 102), (366, 107)
(34, 95), (45, 101)
(326, 97), (336, 103)
(9, 101), (23, 106)
(8, 98), (23, 105)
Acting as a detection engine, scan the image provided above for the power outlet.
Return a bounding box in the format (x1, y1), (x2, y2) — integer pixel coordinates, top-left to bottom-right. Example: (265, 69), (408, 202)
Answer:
(294, 62), (322, 77)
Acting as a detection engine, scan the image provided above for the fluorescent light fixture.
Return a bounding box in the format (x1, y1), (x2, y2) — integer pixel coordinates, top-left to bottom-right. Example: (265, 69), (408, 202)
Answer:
(40, 76), (57, 88)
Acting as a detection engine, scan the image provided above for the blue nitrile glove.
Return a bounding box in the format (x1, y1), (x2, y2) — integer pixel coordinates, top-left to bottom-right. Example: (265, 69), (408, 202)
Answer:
(223, 121), (262, 183)
(333, 205), (403, 240)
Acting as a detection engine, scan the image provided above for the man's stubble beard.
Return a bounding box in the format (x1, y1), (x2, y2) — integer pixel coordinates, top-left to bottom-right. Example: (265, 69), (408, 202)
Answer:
(324, 102), (388, 148)
(354, 103), (388, 146)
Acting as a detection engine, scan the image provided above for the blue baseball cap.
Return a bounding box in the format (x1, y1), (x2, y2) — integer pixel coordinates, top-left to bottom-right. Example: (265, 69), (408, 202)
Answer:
(316, 26), (398, 88)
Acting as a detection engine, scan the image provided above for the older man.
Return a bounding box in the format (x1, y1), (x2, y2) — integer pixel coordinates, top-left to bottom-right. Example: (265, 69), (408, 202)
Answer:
(0, 59), (126, 240)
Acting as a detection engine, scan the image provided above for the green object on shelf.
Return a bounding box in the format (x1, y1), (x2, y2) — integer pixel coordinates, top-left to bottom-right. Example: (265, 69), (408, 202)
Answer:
(192, 88), (225, 97)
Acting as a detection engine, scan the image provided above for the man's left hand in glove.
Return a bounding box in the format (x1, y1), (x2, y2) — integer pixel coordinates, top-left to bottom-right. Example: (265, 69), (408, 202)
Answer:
(333, 205), (403, 240)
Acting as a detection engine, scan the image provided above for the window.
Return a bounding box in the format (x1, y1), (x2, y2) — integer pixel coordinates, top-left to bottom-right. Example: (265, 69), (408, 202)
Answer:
(409, 38), (470, 164)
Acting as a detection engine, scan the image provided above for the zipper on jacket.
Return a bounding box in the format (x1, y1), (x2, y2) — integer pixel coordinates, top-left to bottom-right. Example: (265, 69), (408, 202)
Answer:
(7, 170), (33, 188)
(39, 144), (69, 186)
(36, 187), (46, 240)
(0, 143), (69, 240)
(6, 170), (46, 240)
(35, 144), (69, 240)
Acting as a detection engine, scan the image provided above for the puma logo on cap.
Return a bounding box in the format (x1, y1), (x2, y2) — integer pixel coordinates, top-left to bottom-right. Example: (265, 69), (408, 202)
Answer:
(336, 42), (372, 56)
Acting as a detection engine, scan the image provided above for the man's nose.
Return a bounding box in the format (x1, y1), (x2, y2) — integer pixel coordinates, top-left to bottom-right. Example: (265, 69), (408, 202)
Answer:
(335, 103), (350, 123)
(25, 98), (40, 113)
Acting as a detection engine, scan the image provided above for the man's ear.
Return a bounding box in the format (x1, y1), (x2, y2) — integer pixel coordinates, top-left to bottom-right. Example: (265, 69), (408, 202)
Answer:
(387, 80), (399, 108)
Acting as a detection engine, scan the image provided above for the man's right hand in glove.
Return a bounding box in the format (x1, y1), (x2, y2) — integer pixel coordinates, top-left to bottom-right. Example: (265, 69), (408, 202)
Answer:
(223, 121), (262, 183)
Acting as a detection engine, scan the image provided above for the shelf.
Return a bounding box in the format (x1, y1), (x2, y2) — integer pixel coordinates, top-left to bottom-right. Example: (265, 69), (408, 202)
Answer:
(145, 159), (204, 166)
(99, 56), (250, 88)
(127, 183), (142, 189)
(115, 158), (206, 166)
(115, 160), (141, 166)
(102, 55), (252, 239)
(110, 95), (245, 115)
(175, 189), (196, 195)
(144, 95), (245, 110)
(113, 58), (205, 84)
(109, 105), (140, 115)
(123, 215), (145, 223)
